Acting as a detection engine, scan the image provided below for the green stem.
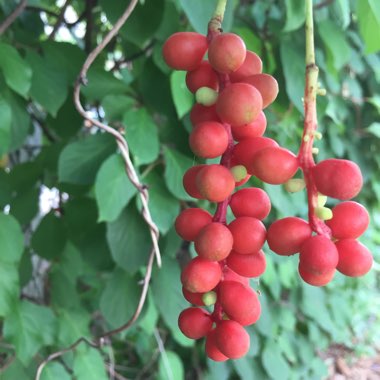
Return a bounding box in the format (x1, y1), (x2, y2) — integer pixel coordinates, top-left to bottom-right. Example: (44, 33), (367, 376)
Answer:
(305, 0), (315, 65)
(208, 0), (228, 33)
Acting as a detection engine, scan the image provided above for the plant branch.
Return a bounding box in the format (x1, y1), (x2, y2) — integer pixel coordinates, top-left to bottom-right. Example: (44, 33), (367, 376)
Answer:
(0, 0), (27, 35)
(48, 0), (72, 40)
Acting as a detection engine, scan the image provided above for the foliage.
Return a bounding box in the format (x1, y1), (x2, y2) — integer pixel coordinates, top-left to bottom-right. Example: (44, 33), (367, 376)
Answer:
(0, 0), (379, 379)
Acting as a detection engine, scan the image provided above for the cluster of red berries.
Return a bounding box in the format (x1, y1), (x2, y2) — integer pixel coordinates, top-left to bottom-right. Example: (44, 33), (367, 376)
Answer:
(163, 30), (277, 361)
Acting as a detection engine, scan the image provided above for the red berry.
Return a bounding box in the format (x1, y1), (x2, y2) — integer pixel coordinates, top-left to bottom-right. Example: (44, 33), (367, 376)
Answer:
(175, 208), (212, 241)
(205, 329), (228, 362)
(215, 320), (250, 359)
(326, 201), (369, 239)
(229, 51), (262, 82)
(181, 257), (222, 293)
(243, 73), (279, 108)
(336, 239), (373, 277)
(232, 137), (279, 174)
(208, 33), (246, 74)
(195, 222), (233, 261)
(227, 250), (266, 278)
(162, 32), (208, 71)
(267, 217), (312, 255)
(186, 61), (219, 93)
(230, 187), (271, 220)
(183, 165), (206, 199)
(196, 164), (235, 203)
(299, 235), (339, 275)
(189, 121), (228, 158)
(190, 104), (220, 125)
(182, 287), (205, 306)
(222, 267), (250, 287)
(298, 263), (335, 286)
(216, 83), (263, 127)
(231, 111), (267, 141)
(228, 217), (266, 254)
(178, 307), (213, 339)
(312, 159), (363, 200)
(250, 147), (299, 184)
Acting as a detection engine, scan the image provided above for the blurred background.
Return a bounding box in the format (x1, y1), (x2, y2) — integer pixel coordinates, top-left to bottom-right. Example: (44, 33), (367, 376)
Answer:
(0, 0), (379, 379)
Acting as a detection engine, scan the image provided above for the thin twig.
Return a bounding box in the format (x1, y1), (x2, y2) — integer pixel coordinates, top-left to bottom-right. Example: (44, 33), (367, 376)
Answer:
(73, 0), (161, 268)
(0, 0), (28, 35)
(48, 0), (72, 40)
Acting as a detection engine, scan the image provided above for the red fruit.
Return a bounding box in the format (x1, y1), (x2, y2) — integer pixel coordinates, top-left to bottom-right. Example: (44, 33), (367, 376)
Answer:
(312, 159), (363, 200)
(267, 217), (312, 255)
(229, 51), (263, 82)
(222, 267), (250, 286)
(216, 83), (263, 127)
(162, 32), (208, 71)
(326, 201), (369, 239)
(196, 164), (235, 203)
(336, 239), (373, 277)
(215, 320), (250, 359)
(175, 208), (212, 241)
(219, 281), (261, 326)
(228, 217), (266, 254)
(205, 329), (228, 362)
(208, 33), (246, 74)
(190, 104), (220, 125)
(230, 187), (271, 220)
(195, 222), (233, 261)
(232, 137), (279, 174)
(250, 147), (299, 184)
(189, 122), (228, 158)
(231, 111), (267, 141)
(186, 61), (219, 93)
(178, 307), (213, 339)
(243, 74), (279, 108)
(298, 263), (335, 286)
(183, 165), (206, 199)
(227, 250), (266, 278)
(299, 235), (339, 275)
(182, 287), (205, 306)
(181, 257), (222, 293)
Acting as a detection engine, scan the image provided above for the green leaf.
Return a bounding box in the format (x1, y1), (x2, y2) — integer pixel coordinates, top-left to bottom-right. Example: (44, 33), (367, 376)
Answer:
(123, 108), (160, 165)
(233, 357), (256, 379)
(95, 154), (137, 222)
(9, 186), (40, 226)
(0, 95), (12, 156)
(139, 171), (180, 234)
(0, 262), (19, 317)
(357, 0), (380, 54)
(366, 122), (380, 138)
(73, 346), (108, 380)
(318, 20), (351, 70)
(170, 71), (193, 119)
(40, 362), (71, 380)
(57, 308), (91, 347)
(0, 43), (32, 97)
(331, 0), (350, 29)
(0, 212), (24, 264)
(158, 350), (184, 380)
(280, 38), (305, 112)
(58, 133), (116, 185)
(262, 340), (291, 380)
(3, 300), (57, 365)
(106, 203), (151, 274)
(0, 170), (12, 207)
(26, 50), (68, 116)
(100, 268), (140, 328)
(283, 0), (305, 32)
(102, 94), (135, 122)
(163, 147), (194, 200)
(1, 359), (29, 380)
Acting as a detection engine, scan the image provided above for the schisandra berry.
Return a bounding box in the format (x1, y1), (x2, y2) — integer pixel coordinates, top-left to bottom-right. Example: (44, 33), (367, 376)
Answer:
(183, 165), (206, 199)
(185, 61), (219, 93)
(229, 50), (263, 82)
(298, 262), (335, 287)
(178, 307), (213, 339)
(243, 73), (279, 108)
(175, 208), (212, 241)
(182, 286), (206, 306)
(190, 103), (220, 125)
(231, 111), (267, 141)
(226, 250), (266, 278)
(222, 267), (250, 287)
(205, 329), (228, 362)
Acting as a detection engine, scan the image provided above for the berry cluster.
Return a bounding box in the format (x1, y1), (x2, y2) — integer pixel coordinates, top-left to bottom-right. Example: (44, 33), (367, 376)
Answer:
(163, 30), (275, 360)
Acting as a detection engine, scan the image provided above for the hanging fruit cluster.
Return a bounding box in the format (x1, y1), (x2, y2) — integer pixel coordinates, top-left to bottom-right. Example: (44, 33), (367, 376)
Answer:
(162, 6), (373, 362)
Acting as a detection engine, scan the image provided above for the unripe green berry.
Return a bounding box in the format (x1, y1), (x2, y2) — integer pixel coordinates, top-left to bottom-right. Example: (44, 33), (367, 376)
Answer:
(317, 193), (327, 207)
(312, 147), (319, 155)
(230, 165), (247, 182)
(284, 178), (306, 193)
(315, 206), (333, 221)
(195, 87), (219, 106)
(314, 131), (323, 140)
(202, 291), (217, 306)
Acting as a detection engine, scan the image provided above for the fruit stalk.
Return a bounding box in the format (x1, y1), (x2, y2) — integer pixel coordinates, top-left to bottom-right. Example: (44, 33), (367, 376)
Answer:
(298, 0), (331, 237)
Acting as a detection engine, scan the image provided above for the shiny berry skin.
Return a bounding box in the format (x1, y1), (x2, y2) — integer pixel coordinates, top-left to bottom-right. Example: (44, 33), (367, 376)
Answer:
(183, 165), (206, 199)
(208, 33), (246, 74)
(336, 239), (373, 277)
(186, 61), (219, 93)
(243, 73), (279, 108)
(326, 201), (369, 239)
(205, 329), (228, 362)
(229, 51), (262, 82)
(267, 217), (312, 255)
(182, 287), (205, 306)
(175, 208), (212, 241)
(190, 103), (220, 125)
(162, 32), (208, 71)
(178, 307), (213, 339)
(227, 250), (266, 278)
(312, 159), (363, 200)
(298, 263), (335, 286)
(231, 111), (267, 141)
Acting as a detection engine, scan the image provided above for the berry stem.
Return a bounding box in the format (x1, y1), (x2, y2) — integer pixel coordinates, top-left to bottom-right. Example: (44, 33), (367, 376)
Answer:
(208, 0), (228, 33)
(298, 0), (331, 237)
